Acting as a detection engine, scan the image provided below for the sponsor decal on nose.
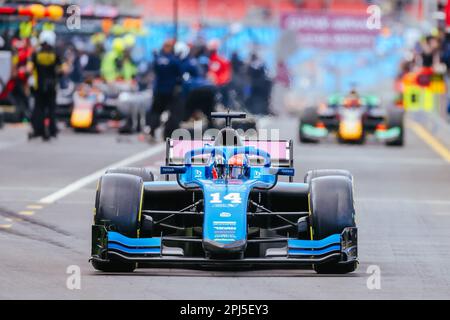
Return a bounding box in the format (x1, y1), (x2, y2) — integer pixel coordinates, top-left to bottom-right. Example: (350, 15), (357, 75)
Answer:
(219, 212), (232, 218)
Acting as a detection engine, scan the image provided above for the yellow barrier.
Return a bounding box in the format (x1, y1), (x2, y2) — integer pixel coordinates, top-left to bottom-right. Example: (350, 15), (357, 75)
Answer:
(403, 85), (435, 112)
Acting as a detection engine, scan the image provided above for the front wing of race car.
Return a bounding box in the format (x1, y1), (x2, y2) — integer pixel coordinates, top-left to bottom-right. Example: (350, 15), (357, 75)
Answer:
(91, 225), (357, 267)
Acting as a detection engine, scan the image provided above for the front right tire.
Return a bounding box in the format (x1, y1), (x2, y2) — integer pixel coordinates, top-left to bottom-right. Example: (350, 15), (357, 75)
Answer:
(304, 169), (353, 185)
(309, 175), (357, 274)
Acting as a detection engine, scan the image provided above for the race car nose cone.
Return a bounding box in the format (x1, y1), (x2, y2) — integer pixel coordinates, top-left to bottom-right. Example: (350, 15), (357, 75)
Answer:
(203, 239), (247, 257)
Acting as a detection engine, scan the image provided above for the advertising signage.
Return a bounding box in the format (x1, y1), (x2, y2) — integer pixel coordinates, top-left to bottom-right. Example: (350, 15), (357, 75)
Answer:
(280, 11), (380, 50)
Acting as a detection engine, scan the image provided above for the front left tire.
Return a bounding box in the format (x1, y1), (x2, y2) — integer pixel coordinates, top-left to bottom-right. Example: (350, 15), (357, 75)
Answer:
(299, 107), (320, 143)
(92, 173), (144, 272)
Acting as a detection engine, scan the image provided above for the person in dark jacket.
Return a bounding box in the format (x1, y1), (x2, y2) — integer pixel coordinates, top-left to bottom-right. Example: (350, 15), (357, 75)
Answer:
(175, 41), (215, 128)
(146, 39), (182, 140)
(230, 51), (247, 109)
(246, 52), (271, 115)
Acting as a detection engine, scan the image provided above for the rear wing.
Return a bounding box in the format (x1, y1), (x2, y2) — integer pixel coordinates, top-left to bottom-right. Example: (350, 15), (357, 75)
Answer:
(165, 138), (293, 168)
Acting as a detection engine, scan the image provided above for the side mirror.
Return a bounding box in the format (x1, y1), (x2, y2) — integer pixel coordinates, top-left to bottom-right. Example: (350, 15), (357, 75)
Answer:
(269, 167), (295, 176)
(160, 166), (187, 175)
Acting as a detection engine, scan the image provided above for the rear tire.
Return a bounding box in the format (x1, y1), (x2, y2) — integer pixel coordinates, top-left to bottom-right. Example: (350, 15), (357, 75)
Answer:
(92, 173), (144, 272)
(309, 176), (357, 274)
(385, 109), (404, 147)
(304, 169), (353, 185)
(299, 107), (319, 143)
(106, 167), (154, 182)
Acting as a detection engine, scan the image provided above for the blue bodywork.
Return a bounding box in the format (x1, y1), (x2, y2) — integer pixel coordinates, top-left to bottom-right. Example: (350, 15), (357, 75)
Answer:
(108, 231), (162, 255)
(164, 145), (292, 253)
(287, 234), (340, 256)
(104, 231), (343, 258)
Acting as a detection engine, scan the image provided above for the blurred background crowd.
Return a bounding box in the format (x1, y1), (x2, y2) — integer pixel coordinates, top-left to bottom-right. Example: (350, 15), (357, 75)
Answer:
(0, 0), (449, 141)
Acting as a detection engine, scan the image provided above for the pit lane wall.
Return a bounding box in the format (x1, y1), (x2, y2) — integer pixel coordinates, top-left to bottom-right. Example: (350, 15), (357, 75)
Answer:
(401, 71), (450, 149)
(409, 110), (450, 150)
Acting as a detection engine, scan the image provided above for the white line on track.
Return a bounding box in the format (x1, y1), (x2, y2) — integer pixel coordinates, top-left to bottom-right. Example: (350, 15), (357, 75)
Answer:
(358, 197), (450, 205)
(0, 186), (60, 192)
(39, 143), (165, 204)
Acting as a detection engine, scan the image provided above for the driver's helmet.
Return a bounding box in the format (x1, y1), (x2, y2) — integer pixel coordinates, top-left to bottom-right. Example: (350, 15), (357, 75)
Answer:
(211, 154), (248, 179)
(228, 154), (248, 179)
(348, 89), (359, 98)
(343, 98), (360, 108)
(343, 90), (361, 107)
(344, 89), (361, 107)
(211, 154), (226, 179)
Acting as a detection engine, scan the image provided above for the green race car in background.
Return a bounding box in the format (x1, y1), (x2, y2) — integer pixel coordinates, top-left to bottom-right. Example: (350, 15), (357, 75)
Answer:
(299, 92), (404, 146)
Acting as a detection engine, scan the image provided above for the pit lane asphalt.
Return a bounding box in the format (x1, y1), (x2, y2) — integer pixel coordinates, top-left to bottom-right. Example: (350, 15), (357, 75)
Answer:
(0, 117), (450, 299)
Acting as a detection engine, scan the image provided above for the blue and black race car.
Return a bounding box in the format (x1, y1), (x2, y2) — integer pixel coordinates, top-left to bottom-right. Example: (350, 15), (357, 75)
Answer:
(91, 112), (358, 274)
